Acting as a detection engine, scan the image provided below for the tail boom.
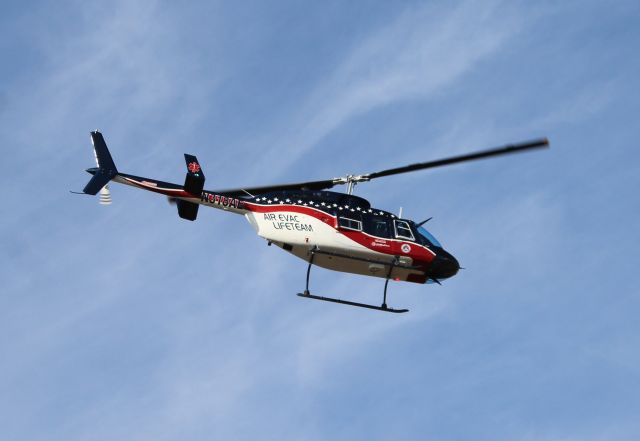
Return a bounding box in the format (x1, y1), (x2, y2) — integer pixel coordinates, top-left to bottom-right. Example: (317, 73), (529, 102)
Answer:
(77, 131), (248, 218)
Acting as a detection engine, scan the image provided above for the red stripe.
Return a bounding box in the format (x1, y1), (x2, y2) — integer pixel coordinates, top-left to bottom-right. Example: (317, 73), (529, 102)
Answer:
(244, 202), (435, 266)
(124, 177), (192, 198)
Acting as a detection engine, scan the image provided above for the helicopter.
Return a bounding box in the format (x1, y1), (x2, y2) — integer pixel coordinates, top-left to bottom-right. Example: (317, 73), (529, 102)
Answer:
(75, 131), (548, 313)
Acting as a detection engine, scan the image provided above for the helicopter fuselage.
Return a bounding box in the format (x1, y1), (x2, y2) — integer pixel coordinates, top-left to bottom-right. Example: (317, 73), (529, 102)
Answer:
(114, 173), (459, 283)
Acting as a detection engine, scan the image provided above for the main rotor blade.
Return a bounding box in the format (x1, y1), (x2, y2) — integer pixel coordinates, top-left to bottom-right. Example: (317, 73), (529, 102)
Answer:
(365, 138), (549, 180)
(211, 138), (549, 196)
(212, 178), (339, 197)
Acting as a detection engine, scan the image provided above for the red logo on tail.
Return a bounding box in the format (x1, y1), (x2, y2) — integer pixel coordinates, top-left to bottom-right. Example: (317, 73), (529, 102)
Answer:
(188, 162), (201, 173)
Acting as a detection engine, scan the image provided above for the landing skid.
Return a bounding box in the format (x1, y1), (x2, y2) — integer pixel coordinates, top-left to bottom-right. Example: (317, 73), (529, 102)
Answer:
(297, 246), (409, 313)
(297, 292), (408, 313)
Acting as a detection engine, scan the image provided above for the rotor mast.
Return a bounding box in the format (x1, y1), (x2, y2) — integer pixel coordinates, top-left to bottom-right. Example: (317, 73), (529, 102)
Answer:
(339, 175), (370, 195)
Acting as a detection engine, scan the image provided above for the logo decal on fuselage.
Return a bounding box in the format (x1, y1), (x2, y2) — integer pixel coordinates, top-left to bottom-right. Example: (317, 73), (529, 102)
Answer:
(401, 243), (411, 253)
(263, 213), (314, 232)
(371, 238), (390, 248)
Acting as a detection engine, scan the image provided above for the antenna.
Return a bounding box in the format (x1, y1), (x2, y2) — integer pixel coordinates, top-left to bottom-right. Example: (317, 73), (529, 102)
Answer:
(398, 207), (403, 218)
(346, 179), (356, 195)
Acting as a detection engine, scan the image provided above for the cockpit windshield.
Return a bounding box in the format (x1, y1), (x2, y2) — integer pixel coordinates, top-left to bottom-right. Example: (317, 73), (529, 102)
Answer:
(416, 225), (442, 248)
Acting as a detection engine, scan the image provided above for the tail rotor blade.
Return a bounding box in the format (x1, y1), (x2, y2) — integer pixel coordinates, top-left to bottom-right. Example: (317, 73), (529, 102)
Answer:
(99, 184), (112, 205)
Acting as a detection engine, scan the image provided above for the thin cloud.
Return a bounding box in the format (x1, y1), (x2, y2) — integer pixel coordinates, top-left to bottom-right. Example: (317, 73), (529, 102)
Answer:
(2, 1), (637, 440)
(251, 0), (527, 179)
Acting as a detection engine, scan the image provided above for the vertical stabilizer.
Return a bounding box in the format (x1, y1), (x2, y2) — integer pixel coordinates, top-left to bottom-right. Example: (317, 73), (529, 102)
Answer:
(81, 131), (118, 196)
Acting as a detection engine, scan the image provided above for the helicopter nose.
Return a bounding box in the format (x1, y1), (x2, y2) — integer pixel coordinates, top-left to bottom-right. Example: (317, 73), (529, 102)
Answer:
(430, 250), (460, 280)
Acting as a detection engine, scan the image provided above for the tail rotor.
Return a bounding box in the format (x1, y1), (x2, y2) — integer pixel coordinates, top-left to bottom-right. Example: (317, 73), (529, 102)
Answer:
(99, 185), (112, 205)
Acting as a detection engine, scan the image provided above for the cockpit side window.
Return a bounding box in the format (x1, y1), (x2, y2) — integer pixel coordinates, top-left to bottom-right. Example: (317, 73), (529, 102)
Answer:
(363, 215), (391, 238)
(394, 220), (415, 241)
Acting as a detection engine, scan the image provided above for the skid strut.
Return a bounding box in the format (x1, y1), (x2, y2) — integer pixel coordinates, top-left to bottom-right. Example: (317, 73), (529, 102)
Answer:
(297, 247), (409, 313)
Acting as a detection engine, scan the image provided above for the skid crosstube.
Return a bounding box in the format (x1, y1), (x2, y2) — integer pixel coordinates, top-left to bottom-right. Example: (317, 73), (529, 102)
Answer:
(297, 292), (408, 313)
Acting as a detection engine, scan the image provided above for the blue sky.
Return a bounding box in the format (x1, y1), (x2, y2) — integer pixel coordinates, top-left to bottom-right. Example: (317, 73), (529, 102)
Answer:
(1, 1), (639, 439)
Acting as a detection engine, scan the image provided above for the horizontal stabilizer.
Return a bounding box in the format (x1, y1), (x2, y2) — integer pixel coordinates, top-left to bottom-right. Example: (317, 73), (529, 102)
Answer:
(177, 200), (199, 221)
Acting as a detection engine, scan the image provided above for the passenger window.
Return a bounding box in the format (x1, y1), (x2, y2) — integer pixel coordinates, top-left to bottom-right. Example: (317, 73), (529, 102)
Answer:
(394, 220), (415, 240)
(338, 217), (362, 231)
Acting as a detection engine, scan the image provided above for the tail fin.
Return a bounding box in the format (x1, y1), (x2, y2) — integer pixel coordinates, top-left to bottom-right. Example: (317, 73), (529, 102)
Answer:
(80, 131), (118, 195)
(91, 131), (117, 172)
